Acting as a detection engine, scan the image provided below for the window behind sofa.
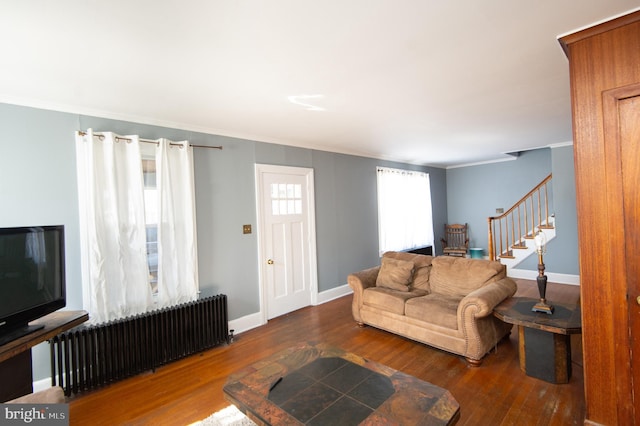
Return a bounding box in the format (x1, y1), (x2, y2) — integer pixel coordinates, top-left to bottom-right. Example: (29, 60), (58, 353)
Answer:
(376, 166), (434, 255)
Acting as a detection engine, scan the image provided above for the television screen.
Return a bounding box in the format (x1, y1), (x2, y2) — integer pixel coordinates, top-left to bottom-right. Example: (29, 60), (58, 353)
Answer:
(0, 225), (66, 343)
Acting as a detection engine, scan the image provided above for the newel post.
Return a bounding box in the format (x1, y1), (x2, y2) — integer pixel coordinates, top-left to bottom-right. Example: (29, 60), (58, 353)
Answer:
(487, 216), (495, 261)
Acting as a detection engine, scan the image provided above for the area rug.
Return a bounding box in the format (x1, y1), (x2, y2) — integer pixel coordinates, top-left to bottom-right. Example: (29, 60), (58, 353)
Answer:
(191, 405), (256, 426)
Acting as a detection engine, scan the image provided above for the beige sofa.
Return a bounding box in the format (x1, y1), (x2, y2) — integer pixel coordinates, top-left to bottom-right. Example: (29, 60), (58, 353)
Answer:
(348, 251), (517, 365)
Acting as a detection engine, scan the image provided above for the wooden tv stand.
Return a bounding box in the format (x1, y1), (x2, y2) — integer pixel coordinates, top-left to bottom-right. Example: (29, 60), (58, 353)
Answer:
(0, 310), (88, 401)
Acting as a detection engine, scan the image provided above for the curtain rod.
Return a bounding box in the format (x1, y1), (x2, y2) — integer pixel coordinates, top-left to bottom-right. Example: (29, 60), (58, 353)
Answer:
(77, 131), (223, 150)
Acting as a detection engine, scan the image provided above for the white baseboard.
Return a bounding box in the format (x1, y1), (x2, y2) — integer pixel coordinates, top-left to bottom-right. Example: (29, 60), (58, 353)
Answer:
(508, 268), (580, 285)
(33, 378), (54, 393)
(315, 283), (352, 304)
(228, 311), (264, 336)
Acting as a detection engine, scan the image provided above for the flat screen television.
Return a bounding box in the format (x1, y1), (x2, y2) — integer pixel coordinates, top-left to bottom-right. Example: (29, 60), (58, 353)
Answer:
(0, 225), (66, 345)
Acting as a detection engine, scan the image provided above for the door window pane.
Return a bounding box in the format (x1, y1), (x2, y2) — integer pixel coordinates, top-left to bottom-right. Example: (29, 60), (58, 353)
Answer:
(270, 183), (303, 215)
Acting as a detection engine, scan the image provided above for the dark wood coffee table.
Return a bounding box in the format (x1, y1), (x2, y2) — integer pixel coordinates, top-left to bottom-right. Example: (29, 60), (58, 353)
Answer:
(223, 342), (460, 425)
(493, 297), (582, 384)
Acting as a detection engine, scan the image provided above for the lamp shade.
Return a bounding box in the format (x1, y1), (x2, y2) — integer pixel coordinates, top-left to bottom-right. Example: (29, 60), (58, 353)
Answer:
(534, 230), (547, 254)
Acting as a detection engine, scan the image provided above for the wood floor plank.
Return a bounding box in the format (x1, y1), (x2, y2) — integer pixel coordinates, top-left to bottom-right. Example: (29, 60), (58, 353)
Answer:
(68, 279), (584, 425)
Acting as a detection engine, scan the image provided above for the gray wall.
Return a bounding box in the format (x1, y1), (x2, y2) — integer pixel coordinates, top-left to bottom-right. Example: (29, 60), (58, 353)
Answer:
(445, 146), (579, 275)
(517, 145), (579, 274)
(0, 102), (445, 380)
(0, 101), (579, 383)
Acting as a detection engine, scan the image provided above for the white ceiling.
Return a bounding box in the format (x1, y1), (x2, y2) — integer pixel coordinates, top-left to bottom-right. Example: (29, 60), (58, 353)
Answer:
(1, 1), (639, 168)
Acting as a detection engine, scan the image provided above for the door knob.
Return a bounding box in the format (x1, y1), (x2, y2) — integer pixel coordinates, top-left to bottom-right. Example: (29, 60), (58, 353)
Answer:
(267, 259), (274, 265)
(637, 295), (640, 305)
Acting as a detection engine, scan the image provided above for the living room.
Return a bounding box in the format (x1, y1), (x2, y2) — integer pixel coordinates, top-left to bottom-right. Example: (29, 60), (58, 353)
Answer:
(1, 2), (639, 425)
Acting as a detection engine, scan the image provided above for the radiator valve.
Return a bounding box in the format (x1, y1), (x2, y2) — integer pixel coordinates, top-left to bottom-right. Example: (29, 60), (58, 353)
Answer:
(228, 329), (235, 343)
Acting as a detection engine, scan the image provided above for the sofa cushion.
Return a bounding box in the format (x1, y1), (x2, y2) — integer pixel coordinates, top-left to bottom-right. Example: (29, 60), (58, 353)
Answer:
(430, 256), (504, 298)
(376, 257), (414, 292)
(363, 287), (427, 315)
(382, 251), (433, 291)
(405, 293), (462, 330)
(411, 265), (431, 292)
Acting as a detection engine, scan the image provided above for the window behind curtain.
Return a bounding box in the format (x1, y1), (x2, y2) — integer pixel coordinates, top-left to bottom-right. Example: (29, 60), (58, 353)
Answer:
(141, 146), (158, 294)
(376, 166), (434, 255)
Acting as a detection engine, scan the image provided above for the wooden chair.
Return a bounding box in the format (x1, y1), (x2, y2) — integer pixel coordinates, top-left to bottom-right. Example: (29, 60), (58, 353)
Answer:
(441, 223), (469, 257)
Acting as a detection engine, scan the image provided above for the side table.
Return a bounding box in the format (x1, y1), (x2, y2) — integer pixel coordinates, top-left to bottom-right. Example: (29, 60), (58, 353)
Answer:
(0, 310), (89, 401)
(493, 297), (581, 384)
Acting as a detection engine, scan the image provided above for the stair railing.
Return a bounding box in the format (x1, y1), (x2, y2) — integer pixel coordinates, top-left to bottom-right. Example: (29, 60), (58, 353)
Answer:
(488, 174), (553, 261)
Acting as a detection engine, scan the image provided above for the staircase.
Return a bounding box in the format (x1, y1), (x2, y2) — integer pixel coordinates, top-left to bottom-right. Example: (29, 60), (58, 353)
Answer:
(488, 174), (555, 268)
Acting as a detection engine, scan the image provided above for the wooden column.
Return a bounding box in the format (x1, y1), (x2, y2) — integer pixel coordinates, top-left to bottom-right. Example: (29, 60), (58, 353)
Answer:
(559, 11), (640, 425)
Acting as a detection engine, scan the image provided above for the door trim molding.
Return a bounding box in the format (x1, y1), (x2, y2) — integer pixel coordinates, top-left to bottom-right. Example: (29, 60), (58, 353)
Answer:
(254, 164), (318, 324)
(602, 83), (640, 421)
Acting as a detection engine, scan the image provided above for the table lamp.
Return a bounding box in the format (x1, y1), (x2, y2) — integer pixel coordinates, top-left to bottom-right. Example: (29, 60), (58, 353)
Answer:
(532, 229), (554, 314)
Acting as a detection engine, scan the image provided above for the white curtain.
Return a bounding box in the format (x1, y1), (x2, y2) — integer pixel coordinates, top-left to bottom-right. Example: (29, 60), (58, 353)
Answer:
(155, 139), (199, 307)
(75, 130), (153, 324)
(377, 166), (434, 255)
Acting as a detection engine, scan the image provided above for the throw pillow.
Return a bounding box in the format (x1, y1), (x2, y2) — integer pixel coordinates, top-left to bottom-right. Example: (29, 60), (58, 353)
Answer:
(376, 257), (414, 292)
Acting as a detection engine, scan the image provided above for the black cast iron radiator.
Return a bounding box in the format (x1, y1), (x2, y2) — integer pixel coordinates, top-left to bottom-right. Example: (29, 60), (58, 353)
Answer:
(49, 294), (228, 396)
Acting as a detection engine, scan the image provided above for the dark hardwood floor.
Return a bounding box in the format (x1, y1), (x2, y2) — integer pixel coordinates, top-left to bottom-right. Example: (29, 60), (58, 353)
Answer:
(68, 280), (584, 425)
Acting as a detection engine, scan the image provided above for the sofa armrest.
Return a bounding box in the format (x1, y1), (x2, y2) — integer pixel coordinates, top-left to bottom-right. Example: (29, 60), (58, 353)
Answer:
(348, 266), (380, 292)
(347, 266), (380, 323)
(458, 277), (517, 361)
(458, 277), (518, 319)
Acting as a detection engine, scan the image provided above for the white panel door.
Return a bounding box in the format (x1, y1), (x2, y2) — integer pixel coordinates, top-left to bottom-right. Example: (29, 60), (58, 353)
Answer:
(256, 165), (317, 320)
